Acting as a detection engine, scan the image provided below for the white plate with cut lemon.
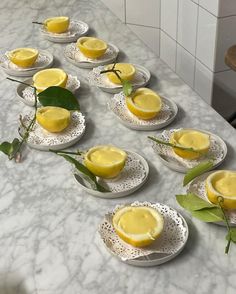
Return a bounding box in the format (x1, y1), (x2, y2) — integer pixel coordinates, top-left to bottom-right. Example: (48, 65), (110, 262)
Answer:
(16, 68), (80, 106)
(98, 201), (189, 266)
(73, 146), (149, 198)
(64, 37), (119, 68)
(151, 128), (227, 173)
(19, 107), (86, 151)
(187, 170), (236, 226)
(87, 63), (151, 93)
(0, 48), (53, 77)
(108, 88), (178, 130)
(39, 17), (89, 43)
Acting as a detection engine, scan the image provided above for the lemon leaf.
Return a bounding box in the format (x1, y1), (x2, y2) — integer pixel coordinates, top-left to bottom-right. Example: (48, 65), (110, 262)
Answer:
(38, 86), (80, 111)
(183, 160), (213, 186)
(176, 193), (217, 211)
(122, 80), (132, 96)
(226, 228), (236, 243)
(0, 138), (21, 159)
(191, 208), (224, 222)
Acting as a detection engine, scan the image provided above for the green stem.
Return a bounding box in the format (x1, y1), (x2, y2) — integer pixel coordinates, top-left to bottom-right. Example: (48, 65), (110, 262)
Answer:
(6, 77), (35, 89)
(32, 21), (44, 25)
(49, 149), (84, 156)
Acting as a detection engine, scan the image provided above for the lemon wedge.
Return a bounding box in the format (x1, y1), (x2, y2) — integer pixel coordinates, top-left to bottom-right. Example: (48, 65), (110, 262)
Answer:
(106, 63), (136, 84)
(113, 206), (164, 247)
(36, 106), (71, 133)
(33, 68), (68, 92)
(44, 16), (70, 33)
(8, 48), (39, 68)
(170, 129), (210, 160)
(126, 88), (162, 120)
(206, 170), (236, 209)
(77, 37), (107, 59)
(84, 145), (127, 179)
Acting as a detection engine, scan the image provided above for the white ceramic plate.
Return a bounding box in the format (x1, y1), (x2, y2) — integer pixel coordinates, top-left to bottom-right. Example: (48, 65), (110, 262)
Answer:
(108, 92), (178, 131)
(98, 201), (189, 266)
(0, 50), (53, 77)
(40, 20), (89, 43)
(16, 75), (80, 107)
(150, 129), (227, 173)
(73, 150), (149, 198)
(64, 43), (119, 69)
(19, 111), (86, 151)
(87, 64), (151, 93)
(187, 171), (236, 226)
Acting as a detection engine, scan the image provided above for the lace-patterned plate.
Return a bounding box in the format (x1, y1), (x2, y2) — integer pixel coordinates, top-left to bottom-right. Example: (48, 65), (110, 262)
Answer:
(98, 201), (189, 266)
(40, 20), (89, 43)
(0, 50), (53, 77)
(64, 43), (119, 69)
(108, 92), (178, 130)
(19, 111), (86, 151)
(151, 129), (227, 173)
(87, 64), (151, 93)
(73, 150), (149, 198)
(16, 75), (80, 107)
(187, 172), (236, 226)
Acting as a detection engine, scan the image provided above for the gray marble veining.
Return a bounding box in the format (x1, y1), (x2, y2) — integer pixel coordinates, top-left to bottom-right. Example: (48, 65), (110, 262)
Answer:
(0, 0), (236, 293)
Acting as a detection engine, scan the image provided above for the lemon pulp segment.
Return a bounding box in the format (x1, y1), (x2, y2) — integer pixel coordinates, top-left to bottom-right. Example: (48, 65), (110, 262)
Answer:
(133, 94), (160, 111)
(89, 149), (126, 166)
(45, 16), (69, 33)
(214, 174), (236, 196)
(83, 38), (106, 50)
(77, 37), (107, 59)
(106, 63), (136, 84)
(8, 48), (38, 68)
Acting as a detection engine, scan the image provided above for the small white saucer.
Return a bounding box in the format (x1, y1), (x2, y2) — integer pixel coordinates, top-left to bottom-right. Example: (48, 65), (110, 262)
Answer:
(16, 75), (80, 107)
(108, 92), (178, 130)
(64, 43), (119, 69)
(98, 201), (189, 266)
(150, 128), (227, 173)
(40, 20), (89, 43)
(20, 111), (86, 151)
(87, 64), (151, 93)
(73, 150), (149, 198)
(187, 172), (236, 226)
(0, 50), (53, 77)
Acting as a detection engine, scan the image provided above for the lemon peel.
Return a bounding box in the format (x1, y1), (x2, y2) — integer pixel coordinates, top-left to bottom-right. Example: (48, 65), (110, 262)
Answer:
(77, 37), (107, 59)
(8, 48), (39, 68)
(106, 63), (136, 84)
(45, 16), (69, 33)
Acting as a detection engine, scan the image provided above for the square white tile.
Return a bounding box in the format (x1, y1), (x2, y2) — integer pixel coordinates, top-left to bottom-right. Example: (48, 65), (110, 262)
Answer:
(177, 0), (198, 55)
(126, 0), (160, 28)
(160, 31), (177, 71)
(199, 0), (219, 16)
(160, 0), (178, 39)
(127, 24), (160, 56)
(101, 0), (125, 22)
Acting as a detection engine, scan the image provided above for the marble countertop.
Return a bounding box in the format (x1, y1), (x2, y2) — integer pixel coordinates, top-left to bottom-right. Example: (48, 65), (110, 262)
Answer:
(0, 0), (236, 293)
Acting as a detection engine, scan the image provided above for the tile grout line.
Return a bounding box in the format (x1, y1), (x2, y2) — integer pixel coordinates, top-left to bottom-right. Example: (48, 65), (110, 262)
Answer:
(193, 0), (200, 90)
(175, 0), (180, 72)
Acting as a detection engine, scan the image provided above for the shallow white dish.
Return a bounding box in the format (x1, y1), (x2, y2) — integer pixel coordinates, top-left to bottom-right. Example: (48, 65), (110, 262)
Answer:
(16, 75), (80, 107)
(98, 201), (189, 266)
(73, 150), (149, 198)
(0, 50), (53, 77)
(40, 20), (89, 43)
(150, 129), (227, 173)
(87, 64), (151, 93)
(108, 92), (178, 131)
(64, 43), (119, 69)
(187, 171), (236, 226)
(20, 111), (85, 151)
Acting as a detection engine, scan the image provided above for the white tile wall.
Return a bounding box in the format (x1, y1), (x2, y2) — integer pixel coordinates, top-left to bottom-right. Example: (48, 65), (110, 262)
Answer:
(160, 31), (176, 71)
(160, 0), (178, 39)
(199, 0), (219, 16)
(218, 0), (236, 17)
(100, 0), (125, 22)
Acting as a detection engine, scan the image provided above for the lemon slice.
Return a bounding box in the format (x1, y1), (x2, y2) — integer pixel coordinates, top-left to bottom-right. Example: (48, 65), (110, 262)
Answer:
(106, 63), (136, 84)
(44, 16), (70, 33)
(84, 145), (127, 179)
(77, 37), (107, 59)
(206, 170), (236, 209)
(170, 129), (210, 160)
(126, 88), (162, 120)
(33, 68), (68, 92)
(113, 206), (164, 247)
(8, 48), (39, 68)
(36, 106), (71, 133)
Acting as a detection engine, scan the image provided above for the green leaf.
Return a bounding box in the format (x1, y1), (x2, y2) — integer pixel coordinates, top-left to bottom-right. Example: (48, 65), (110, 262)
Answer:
(176, 193), (216, 211)
(122, 80), (133, 96)
(183, 160), (213, 186)
(0, 138), (21, 159)
(191, 208), (224, 222)
(38, 86), (80, 111)
(226, 228), (236, 243)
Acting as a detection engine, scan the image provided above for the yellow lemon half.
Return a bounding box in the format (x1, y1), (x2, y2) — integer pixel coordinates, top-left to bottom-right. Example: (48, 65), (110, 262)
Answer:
(84, 145), (127, 179)
(113, 206), (164, 247)
(36, 106), (71, 133)
(77, 37), (107, 59)
(8, 48), (39, 68)
(106, 63), (136, 84)
(33, 68), (68, 93)
(206, 170), (236, 210)
(170, 129), (210, 160)
(126, 88), (162, 120)
(44, 16), (70, 33)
